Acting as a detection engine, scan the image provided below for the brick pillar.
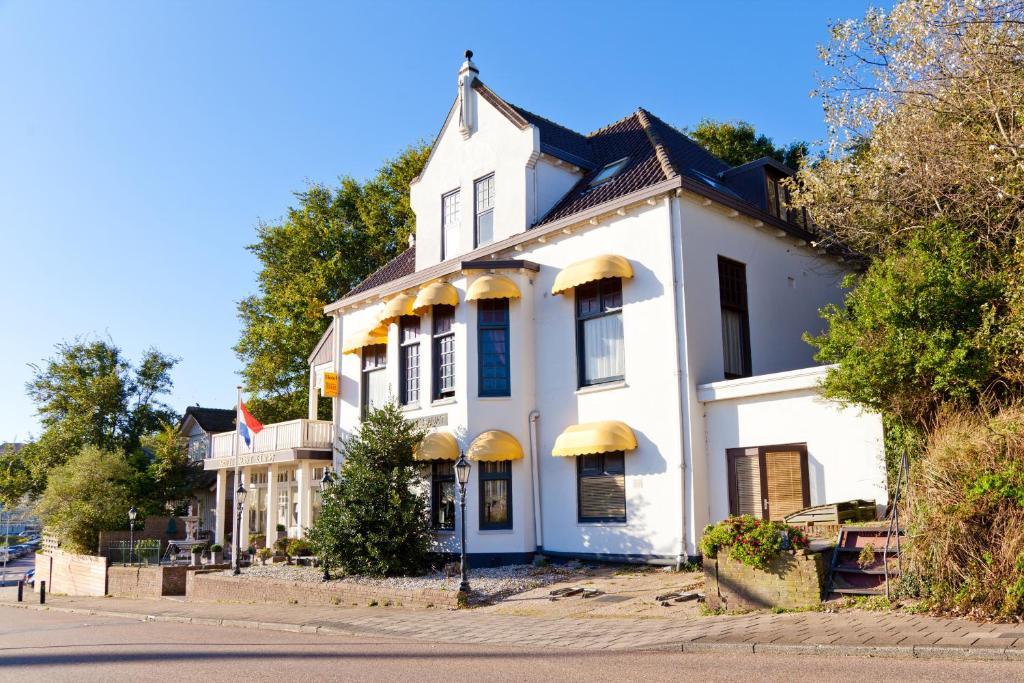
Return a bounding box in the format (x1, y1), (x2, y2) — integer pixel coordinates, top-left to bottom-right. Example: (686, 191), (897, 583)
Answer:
(265, 464), (278, 546)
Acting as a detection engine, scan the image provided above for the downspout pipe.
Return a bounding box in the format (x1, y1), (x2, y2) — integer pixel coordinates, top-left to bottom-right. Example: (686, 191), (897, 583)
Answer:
(667, 195), (692, 570)
(528, 410), (543, 552)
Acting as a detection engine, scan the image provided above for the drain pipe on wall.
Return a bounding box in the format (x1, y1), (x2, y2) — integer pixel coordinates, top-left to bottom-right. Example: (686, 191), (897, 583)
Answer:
(667, 195), (692, 570)
(528, 410), (544, 552)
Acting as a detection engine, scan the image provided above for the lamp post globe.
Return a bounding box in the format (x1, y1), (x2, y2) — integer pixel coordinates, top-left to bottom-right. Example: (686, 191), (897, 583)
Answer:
(127, 506), (137, 566)
(454, 453), (471, 595)
(319, 468), (335, 580)
(232, 481), (247, 576)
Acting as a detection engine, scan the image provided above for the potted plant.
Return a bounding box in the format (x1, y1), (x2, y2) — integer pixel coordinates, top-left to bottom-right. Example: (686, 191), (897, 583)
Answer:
(190, 544), (205, 566)
(273, 537), (291, 563)
(209, 543), (223, 564)
(276, 524), (286, 535)
(257, 547), (273, 566)
(287, 539), (312, 564)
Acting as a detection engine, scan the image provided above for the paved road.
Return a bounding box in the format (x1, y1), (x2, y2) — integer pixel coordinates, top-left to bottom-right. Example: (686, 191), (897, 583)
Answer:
(1, 609), (1021, 682)
(0, 555), (32, 587)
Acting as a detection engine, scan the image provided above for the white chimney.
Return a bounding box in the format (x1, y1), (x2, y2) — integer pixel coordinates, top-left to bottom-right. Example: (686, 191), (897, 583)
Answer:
(458, 49), (478, 139)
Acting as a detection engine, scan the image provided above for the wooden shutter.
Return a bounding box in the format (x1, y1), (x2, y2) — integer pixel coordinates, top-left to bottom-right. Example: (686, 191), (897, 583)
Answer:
(764, 448), (809, 521)
(728, 448), (763, 518)
(579, 474), (626, 520)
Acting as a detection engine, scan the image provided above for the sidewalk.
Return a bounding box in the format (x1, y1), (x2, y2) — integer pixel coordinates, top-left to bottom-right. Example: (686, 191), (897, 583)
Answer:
(3, 589), (1023, 661)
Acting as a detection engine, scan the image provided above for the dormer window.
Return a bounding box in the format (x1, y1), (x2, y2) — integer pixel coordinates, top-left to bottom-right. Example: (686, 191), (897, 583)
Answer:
(588, 157), (629, 188)
(474, 174), (495, 246)
(766, 173), (808, 226)
(441, 189), (460, 260)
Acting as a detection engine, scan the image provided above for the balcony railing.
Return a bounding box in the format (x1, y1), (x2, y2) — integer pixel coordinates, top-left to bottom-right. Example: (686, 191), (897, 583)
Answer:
(209, 419), (333, 459)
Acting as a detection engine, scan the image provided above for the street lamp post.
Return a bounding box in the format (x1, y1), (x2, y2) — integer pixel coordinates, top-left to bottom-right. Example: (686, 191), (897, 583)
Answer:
(232, 480), (247, 576)
(127, 506), (137, 566)
(453, 453), (471, 595)
(319, 468), (335, 581)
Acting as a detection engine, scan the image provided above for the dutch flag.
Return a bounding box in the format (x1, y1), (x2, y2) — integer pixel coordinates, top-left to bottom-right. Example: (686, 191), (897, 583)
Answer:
(237, 400), (264, 448)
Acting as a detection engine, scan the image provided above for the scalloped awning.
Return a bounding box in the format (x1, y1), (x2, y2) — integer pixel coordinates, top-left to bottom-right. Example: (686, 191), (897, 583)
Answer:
(551, 255), (633, 295)
(412, 282), (459, 314)
(341, 325), (388, 355)
(551, 420), (638, 457)
(466, 275), (521, 302)
(467, 430), (525, 462)
(414, 432), (459, 461)
(378, 293), (417, 325)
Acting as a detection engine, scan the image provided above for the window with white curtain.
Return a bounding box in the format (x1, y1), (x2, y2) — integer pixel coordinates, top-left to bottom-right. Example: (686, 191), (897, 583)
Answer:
(442, 189), (460, 260)
(361, 344), (388, 416)
(718, 256), (751, 379)
(575, 278), (624, 386)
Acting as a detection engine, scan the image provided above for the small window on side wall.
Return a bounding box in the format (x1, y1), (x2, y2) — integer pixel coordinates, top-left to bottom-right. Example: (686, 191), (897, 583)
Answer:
(718, 256), (751, 379)
(577, 451), (626, 523)
(575, 278), (624, 387)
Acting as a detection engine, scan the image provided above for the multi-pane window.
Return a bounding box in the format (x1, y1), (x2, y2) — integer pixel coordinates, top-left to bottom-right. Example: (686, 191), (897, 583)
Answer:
(479, 461), (512, 529)
(478, 298), (510, 396)
(718, 257), (751, 379)
(430, 461), (456, 529)
(433, 305), (455, 400)
(575, 278), (624, 387)
(474, 174), (495, 246)
(442, 190), (460, 260)
(399, 316), (420, 405)
(361, 344), (388, 415)
(727, 444), (809, 521)
(577, 452), (626, 523)
(766, 174), (808, 226)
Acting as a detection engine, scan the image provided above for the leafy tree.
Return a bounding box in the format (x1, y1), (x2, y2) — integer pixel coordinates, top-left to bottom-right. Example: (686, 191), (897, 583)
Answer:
(306, 400), (430, 577)
(141, 423), (204, 516)
(235, 144), (430, 423)
(35, 445), (138, 554)
(687, 119), (808, 169)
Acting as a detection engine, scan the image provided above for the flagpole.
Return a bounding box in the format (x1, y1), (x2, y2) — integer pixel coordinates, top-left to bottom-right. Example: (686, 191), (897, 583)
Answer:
(234, 385), (241, 570)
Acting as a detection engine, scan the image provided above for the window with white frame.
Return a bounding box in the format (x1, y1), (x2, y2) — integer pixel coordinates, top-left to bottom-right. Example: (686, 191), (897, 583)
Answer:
(399, 316), (421, 405)
(474, 174), (494, 246)
(442, 189), (460, 260)
(361, 344), (388, 416)
(432, 305), (455, 400)
(575, 278), (624, 386)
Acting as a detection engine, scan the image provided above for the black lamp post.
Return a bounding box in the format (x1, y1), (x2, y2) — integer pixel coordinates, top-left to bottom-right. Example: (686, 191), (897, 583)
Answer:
(127, 506), (137, 566)
(319, 468), (335, 581)
(232, 481), (247, 576)
(453, 453), (471, 594)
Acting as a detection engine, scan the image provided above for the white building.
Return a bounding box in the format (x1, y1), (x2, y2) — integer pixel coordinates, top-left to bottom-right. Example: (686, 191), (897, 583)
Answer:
(228, 53), (887, 565)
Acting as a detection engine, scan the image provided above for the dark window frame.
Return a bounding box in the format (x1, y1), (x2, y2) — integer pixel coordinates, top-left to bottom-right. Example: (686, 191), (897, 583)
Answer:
(726, 443), (810, 519)
(576, 451), (627, 524)
(473, 173), (495, 248)
(399, 316), (420, 406)
(477, 460), (513, 530)
(432, 305), (456, 400)
(360, 344), (387, 419)
(441, 188), (460, 261)
(574, 277), (625, 388)
(477, 298), (510, 397)
(718, 256), (752, 379)
(430, 461), (456, 530)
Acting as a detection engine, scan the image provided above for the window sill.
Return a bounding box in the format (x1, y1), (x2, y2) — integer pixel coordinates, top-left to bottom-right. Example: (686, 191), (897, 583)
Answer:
(431, 397), (457, 407)
(400, 403), (421, 413)
(575, 380), (628, 396)
(431, 529), (455, 535)
(476, 396), (512, 402)
(478, 528), (514, 534)
(576, 521), (628, 528)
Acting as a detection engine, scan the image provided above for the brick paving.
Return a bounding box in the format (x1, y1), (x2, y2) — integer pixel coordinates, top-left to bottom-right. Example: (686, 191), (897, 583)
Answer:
(3, 590), (1023, 660)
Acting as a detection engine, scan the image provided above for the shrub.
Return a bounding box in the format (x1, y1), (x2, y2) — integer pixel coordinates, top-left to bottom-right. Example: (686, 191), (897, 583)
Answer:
(906, 406), (1024, 617)
(250, 533), (266, 549)
(306, 400), (431, 577)
(700, 516), (808, 571)
(286, 539), (312, 557)
(276, 524), (286, 533)
(209, 543), (222, 553)
(256, 547), (273, 565)
(273, 537), (290, 554)
(858, 544), (876, 570)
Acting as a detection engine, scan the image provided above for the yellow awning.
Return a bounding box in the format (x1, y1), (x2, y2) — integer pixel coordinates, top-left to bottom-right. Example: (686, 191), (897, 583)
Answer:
(378, 293), (416, 325)
(551, 255), (633, 295)
(467, 430), (525, 462)
(552, 421), (638, 457)
(414, 432), (459, 461)
(466, 275), (521, 302)
(412, 282), (459, 314)
(341, 325), (388, 355)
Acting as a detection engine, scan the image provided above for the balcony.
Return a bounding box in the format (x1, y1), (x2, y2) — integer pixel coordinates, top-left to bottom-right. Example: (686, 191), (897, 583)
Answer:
(203, 419), (333, 470)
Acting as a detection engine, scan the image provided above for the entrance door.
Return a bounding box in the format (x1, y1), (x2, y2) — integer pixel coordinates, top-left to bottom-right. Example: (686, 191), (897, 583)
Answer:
(727, 443), (809, 521)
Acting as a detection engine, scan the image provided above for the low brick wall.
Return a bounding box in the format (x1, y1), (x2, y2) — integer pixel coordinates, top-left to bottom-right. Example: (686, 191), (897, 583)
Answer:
(186, 571), (460, 609)
(107, 565), (190, 598)
(704, 549), (826, 611)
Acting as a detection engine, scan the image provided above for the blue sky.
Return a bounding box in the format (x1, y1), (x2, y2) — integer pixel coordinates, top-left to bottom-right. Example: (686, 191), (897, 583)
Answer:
(0, 1), (885, 441)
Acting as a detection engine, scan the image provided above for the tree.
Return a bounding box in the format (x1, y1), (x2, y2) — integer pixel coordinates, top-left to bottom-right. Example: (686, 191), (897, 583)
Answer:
(686, 119), (808, 169)
(141, 423), (204, 516)
(306, 400), (430, 577)
(35, 445), (138, 554)
(235, 144), (430, 423)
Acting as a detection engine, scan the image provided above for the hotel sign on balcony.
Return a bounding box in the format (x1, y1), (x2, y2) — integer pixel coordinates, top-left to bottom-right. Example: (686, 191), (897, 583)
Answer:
(204, 452), (284, 470)
(322, 372), (339, 397)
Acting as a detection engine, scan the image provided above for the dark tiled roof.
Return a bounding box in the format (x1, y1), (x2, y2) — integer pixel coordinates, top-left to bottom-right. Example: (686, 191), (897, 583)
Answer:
(183, 406), (235, 434)
(509, 105), (594, 168)
(346, 245), (416, 297)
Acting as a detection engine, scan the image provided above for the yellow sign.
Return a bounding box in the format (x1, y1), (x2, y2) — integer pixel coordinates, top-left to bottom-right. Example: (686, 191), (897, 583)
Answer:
(322, 371), (339, 398)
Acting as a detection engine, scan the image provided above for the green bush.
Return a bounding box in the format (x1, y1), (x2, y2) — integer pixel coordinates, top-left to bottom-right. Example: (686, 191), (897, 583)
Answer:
(273, 537), (290, 554)
(256, 547), (273, 564)
(209, 543), (222, 553)
(700, 516), (808, 571)
(286, 539), (312, 557)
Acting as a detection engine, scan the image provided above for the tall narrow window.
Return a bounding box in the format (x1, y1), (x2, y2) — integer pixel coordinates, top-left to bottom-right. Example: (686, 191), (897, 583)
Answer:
(432, 305), (456, 400)
(575, 278), (624, 387)
(442, 190), (460, 261)
(430, 461), (456, 529)
(718, 256), (751, 379)
(727, 444), (809, 521)
(474, 174), (495, 246)
(479, 461), (512, 529)
(577, 452), (626, 523)
(399, 316), (420, 405)
(360, 344), (388, 416)
(478, 298), (510, 396)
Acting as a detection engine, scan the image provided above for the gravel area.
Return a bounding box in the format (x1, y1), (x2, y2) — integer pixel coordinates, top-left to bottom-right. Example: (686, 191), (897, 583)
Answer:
(231, 561), (592, 604)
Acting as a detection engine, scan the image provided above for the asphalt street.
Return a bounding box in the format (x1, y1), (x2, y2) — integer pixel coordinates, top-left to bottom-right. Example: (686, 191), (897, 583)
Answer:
(1, 608), (1022, 682)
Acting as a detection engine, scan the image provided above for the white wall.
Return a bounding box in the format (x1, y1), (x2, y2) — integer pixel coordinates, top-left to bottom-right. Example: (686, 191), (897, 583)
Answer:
(700, 368), (888, 525)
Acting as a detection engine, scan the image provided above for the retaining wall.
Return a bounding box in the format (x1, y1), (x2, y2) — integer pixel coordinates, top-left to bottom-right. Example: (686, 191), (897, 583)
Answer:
(704, 549), (826, 611)
(34, 550), (107, 597)
(107, 565), (189, 598)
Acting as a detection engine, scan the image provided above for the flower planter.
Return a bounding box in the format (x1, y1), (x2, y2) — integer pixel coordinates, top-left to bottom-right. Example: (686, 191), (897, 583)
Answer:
(704, 549), (826, 611)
